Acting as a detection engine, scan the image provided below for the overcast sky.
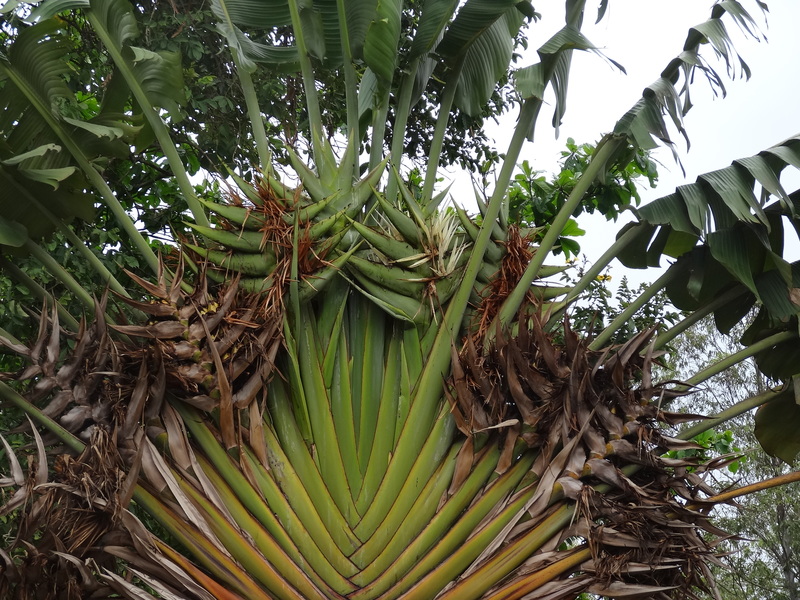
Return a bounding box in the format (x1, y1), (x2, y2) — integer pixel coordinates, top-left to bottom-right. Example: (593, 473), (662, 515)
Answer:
(475, 0), (800, 286)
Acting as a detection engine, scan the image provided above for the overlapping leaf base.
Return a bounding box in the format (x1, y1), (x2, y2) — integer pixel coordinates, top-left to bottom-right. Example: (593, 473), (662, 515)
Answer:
(1, 266), (728, 600)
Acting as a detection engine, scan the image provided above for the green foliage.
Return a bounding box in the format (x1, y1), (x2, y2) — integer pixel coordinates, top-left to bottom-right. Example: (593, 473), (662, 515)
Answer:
(666, 429), (746, 474)
(666, 315), (800, 599)
(54, 0), (522, 177)
(506, 138), (658, 256)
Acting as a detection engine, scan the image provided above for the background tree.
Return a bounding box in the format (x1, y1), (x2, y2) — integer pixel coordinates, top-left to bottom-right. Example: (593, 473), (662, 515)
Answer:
(667, 316), (800, 600)
(506, 138), (659, 257)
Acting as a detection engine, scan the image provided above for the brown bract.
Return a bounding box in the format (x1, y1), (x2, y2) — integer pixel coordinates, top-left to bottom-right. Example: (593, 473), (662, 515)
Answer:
(0, 269), (284, 598)
(447, 312), (727, 599)
(472, 225), (535, 339)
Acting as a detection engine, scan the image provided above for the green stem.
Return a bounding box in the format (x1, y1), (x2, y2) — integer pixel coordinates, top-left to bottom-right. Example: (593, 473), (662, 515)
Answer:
(10, 180), (130, 297)
(287, 0), (324, 165)
(24, 239), (97, 315)
(369, 94), (390, 171)
(56, 222), (129, 297)
(496, 135), (627, 343)
(85, 11), (210, 229)
(652, 286), (748, 351)
(41, 212), (130, 298)
(336, 0), (360, 182)
(587, 263), (681, 351)
(485, 0), (598, 339)
(385, 63), (420, 202)
(0, 259), (80, 331)
(379, 101), (539, 501)
(544, 224), (643, 331)
(85, 173), (159, 276)
(0, 381), (85, 453)
(237, 60), (272, 171)
(343, 65), (361, 179)
(677, 386), (787, 441)
(684, 330), (795, 388)
(421, 61), (463, 203)
(213, 0), (271, 170)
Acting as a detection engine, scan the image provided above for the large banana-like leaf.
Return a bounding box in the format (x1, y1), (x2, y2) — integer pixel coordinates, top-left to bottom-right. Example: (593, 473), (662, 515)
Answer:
(432, 0), (531, 116)
(363, 0), (401, 85)
(0, 17), (158, 270)
(210, 0), (299, 73)
(30, 0), (206, 227)
(491, 0), (775, 331)
(617, 135), (800, 330)
(0, 21), (95, 236)
(614, 0), (761, 157)
(209, 0), (381, 71)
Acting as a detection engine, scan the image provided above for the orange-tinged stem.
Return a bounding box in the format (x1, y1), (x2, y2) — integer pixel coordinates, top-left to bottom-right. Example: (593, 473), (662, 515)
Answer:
(486, 547), (592, 600)
(156, 541), (252, 600)
(689, 470), (800, 509)
(133, 487), (271, 600)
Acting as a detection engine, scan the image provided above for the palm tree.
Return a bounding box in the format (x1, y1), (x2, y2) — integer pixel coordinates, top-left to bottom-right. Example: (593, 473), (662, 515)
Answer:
(1, 0), (799, 598)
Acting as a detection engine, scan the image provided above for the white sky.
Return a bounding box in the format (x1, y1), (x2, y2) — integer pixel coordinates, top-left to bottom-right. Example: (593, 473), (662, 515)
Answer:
(473, 0), (800, 287)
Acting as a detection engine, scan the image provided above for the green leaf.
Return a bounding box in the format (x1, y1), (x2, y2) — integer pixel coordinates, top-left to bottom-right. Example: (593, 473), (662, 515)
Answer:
(343, 0), (379, 59)
(433, 2), (528, 116)
(63, 116), (124, 140)
(560, 218), (584, 237)
(453, 8), (523, 116)
(298, 4), (327, 61)
(707, 225), (764, 296)
(700, 166), (765, 227)
(363, 0), (402, 85)
(638, 192), (695, 234)
(713, 288), (755, 334)
(0, 143), (61, 166)
(756, 268), (800, 321)
(735, 154), (789, 203)
(615, 222), (657, 269)
(513, 62), (547, 101)
(1, 0), (36, 14)
(436, 0), (521, 59)
(662, 229), (699, 258)
(16, 167), (77, 188)
(408, 0), (460, 61)
(127, 47), (186, 118)
(0, 216), (28, 247)
(211, 0), (296, 72)
(29, 0), (89, 20)
(664, 248), (735, 311)
(357, 67), (380, 116)
(229, 28), (300, 72)
(614, 4), (756, 157)
(209, 0), (292, 28)
(755, 386), (800, 464)
(514, 23), (614, 137)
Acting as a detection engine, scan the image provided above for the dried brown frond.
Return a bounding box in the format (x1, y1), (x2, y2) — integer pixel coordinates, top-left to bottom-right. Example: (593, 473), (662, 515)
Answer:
(0, 428), (131, 600)
(449, 311), (726, 599)
(113, 270), (284, 430)
(0, 263), (290, 598)
(472, 226), (535, 341)
(1, 266), (282, 450)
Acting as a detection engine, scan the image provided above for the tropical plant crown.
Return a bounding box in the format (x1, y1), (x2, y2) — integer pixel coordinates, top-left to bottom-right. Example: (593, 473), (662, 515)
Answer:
(0, 1), (799, 599)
